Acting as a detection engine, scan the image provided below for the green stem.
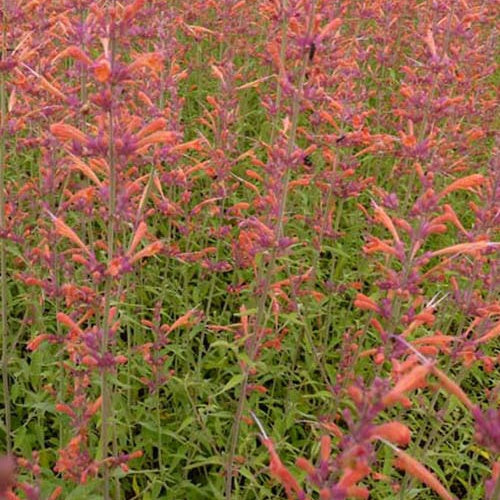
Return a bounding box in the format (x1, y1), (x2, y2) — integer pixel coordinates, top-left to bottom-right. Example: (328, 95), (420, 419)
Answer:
(156, 393), (163, 471)
(0, 0), (11, 455)
(224, 1), (317, 497)
(102, 3), (118, 498)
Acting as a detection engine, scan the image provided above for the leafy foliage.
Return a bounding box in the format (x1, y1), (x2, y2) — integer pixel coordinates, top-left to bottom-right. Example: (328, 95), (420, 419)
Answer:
(0, 1), (498, 499)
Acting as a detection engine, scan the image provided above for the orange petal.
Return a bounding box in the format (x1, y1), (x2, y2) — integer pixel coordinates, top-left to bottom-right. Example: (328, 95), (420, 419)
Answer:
(474, 320), (500, 345)
(382, 364), (431, 407)
(370, 422), (411, 446)
(128, 221), (148, 255)
(167, 309), (199, 333)
(94, 59), (111, 82)
(438, 174), (485, 199)
(430, 240), (491, 258)
(432, 367), (474, 411)
(393, 448), (454, 500)
(50, 123), (89, 145)
(56, 312), (84, 336)
(129, 241), (163, 264)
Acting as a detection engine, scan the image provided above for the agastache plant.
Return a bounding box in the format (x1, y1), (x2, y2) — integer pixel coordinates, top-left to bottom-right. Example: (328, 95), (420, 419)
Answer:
(20, 1), (170, 497)
(0, 0), (12, 456)
(0, 0), (497, 498)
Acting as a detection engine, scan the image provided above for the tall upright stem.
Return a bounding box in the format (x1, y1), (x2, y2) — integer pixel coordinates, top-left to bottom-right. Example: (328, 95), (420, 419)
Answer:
(101, 3), (117, 498)
(224, 1), (316, 497)
(0, 0), (11, 455)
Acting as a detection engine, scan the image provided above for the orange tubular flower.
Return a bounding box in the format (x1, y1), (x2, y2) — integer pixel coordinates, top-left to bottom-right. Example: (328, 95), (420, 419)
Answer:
(393, 448), (455, 500)
(354, 293), (379, 312)
(262, 438), (304, 499)
(437, 174), (485, 199)
(373, 203), (400, 243)
(94, 59), (111, 82)
(52, 216), (91, 255)
(26, 334), (51, 351)
(431, 367), (474, 412)
(129, 240), (164, 264)
(430, 240), (493, 258)
(50, 123), (89, 146)
(382, 364), (431, 407)
(474, 320), (500, 345)
(370, 422), (411, 447)
(135, 131), (177, 150)
(363, 237), (399, 257)
(337, 462), (370, 491)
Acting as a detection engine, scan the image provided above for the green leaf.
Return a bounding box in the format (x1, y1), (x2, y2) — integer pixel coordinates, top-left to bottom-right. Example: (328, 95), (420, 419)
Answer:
(214, 374), (244, 396)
